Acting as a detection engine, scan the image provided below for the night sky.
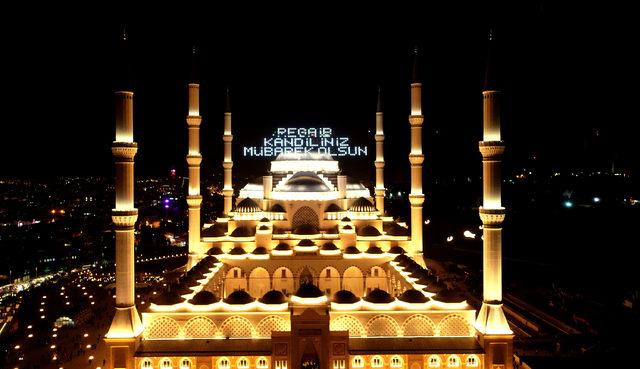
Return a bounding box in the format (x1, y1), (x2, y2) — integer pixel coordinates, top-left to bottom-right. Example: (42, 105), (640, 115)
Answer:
(2, 2), (637, 181)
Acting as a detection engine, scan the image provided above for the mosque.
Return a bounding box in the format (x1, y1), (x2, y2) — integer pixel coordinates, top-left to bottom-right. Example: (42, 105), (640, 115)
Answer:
(104, 33), (514, 369)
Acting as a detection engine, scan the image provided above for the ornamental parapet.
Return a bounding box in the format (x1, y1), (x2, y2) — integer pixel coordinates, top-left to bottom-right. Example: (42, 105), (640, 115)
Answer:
(409, 115), (424, 126)
(478, 207), (505, 227)
(111, 142), (138, 161)
(112, 209), (138, 229)
(479, 141), (505, 159)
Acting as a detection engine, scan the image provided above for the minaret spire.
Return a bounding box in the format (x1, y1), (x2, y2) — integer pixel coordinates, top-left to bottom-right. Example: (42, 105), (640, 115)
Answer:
(374, 85), (385, 214)
(186, 46), (203, 255)
(105, 27), (143, 367)
(408, 46), (425, 258)
(475, 27), (514, 368)
(222, 86), (234, 215)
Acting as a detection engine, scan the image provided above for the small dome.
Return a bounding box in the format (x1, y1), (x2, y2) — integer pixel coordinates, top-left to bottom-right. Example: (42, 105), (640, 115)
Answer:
(230, 227), (255, 237)
(344, 246), (361, 254)
(433, 289), (466, 303)
(224, 290), (255, 305)
(270, 204), (286, 212)
(282, 172), (330, 192)
(259, 217), (271, 222)
(357, 225), (382, 237)
(325, 203), (343, 212)
(332, 290), (360, 304)
(259, 290), (287, 304)
(170, 283), (194, 295)
(297, 239), (316, 247)
(202, 224), (226, 237)
(384, 222), (410, 236)
(293, 224), (319, 235)
(189, 291), (220, 305)
(403, 262), (422, 273)
(342, 224), (353, 230)
(185, 269), (205, 280)
(252, 246), (268, 255)
(321, 242), (338, 251)
(349, 197), (376, 212)
(423, 280), (446, 294)
(366, 245), (384, 254)
(388, 246), (406, 254)
(341, 217), (351, 222)
(394, 254), (410, 263)
(364, 288), (394, 304)
(235, 198), (261, 213)
(207, 247), (224, 255)
(179, 275), (201, 287)
(295, 283), (324, 298)
(229, 247), (247, 255)
(153, 290), (184, 305)
(398, 289), (430, 303)
(258, 225), (270, 231)
(416, 275), (437, 286)
(274, 243), (291, 251)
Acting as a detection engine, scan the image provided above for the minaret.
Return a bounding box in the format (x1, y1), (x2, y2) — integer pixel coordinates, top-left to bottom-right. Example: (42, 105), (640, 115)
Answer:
(222, 87), (234, 215)
(408, 47), (425, 256)
(186, 47), (203, 255)
(374, 86), (385, 214)
(105, 30), (142, 368)
(474, 29), (514, 369)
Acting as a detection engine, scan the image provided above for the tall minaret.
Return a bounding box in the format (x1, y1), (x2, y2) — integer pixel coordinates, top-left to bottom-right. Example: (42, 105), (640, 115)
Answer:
(186, 47), (203, 255)
(374, 86), (385, 214)
(474, 29), (514, 368)
(105, 30), (142, 368)
(222, 87), (234, 215)
(408, 47), (425, 256)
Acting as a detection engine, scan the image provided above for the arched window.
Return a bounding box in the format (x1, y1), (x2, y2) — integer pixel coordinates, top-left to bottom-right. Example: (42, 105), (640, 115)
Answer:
(391, 355), (403, 368)
(371, 356), (384, 368)
(428, 355), (441, 368)
(160, 359), (172, 369)
(447, 355), (460, 367)
(237, 357), (249, 369)
(180, 359), (192, 369)
(141, 359), (153, 369)
(352, 356), (364, 368)
(257, 357), (269, 369)
(217, 358), (230, 369)
(465, 355), (479, 367)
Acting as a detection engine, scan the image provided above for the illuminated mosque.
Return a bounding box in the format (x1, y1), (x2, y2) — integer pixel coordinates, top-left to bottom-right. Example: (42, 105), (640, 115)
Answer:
(104, 33), (514, 369)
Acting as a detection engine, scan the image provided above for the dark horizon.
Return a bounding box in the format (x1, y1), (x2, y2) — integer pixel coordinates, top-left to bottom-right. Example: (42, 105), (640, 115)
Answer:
(2, 3), (637, 179)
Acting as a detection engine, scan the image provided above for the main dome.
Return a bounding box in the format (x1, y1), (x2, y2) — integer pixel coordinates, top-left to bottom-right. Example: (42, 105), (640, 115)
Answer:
(281, 172), (331, 192)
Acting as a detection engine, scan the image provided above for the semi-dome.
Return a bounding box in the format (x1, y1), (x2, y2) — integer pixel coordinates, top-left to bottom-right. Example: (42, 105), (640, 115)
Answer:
(259, 217), (271, 222)
(228, 246), (247, 255)
(423, 280), (446, 294)
(252, 246), (268, 255)
(153, 290), (184, 305)
(170, 283), (194, 296)
(384, 222), (410, 237)
(398, 289), (430, 303)
(349, 197), (376, 212)
(342, 224), (353, 230)
(202, 224), (226, 237)
(230, 226), (255, 237)
(364, 288), (394, 304)
(394, 254), (410, 263)
(344, 246), (361, 254)
(433, 289), (466, 303)
(258, 225), (270, 231)
(321, 242), (338, 251)
(274, 243), (291, 251)
(332, 290), (360, 304)
(366, 245), (384, 254)
(281, 172), (330, 192)
(207, 247), (224, 255)
(341, 217), (351, 222)
(179, 274), (201, 287)
(259, 290), (287, 304)
(294, 283), (324, 298)
(270, 204), (286, 212)
(388, 246), (406, 254)
(325, 203), (343, 212)
(293, 224), (319, 235)
(297, 239), (316, 247)
(189, 291), (220, 305)
(235, 198), (261, 213)
(224, 290), (255, 305)
(357, 225), (382, 237)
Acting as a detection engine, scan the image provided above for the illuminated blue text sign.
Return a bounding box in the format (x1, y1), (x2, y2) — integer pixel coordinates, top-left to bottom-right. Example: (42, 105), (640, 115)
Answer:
(243, 127), (368, 157)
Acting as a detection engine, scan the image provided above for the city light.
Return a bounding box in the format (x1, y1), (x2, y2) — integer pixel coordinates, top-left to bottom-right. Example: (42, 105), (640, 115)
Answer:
(563, 200), (573, 208)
